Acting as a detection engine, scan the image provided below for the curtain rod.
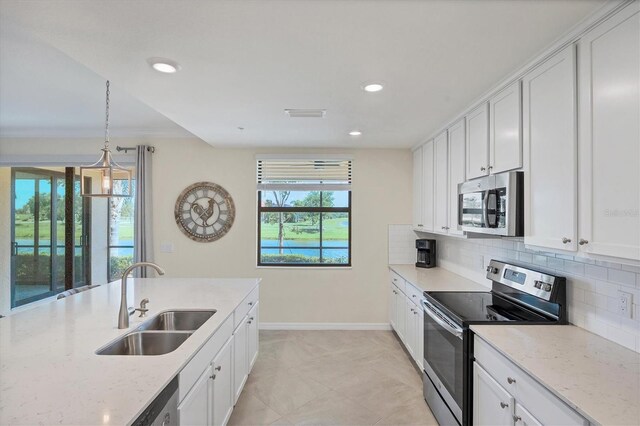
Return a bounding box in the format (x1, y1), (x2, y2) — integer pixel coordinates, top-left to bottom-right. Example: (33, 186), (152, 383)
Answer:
(116, 145), (155, 153)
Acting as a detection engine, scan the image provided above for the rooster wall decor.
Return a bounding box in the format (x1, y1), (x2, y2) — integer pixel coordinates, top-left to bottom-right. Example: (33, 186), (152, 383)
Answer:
(174, 182), (236, 242)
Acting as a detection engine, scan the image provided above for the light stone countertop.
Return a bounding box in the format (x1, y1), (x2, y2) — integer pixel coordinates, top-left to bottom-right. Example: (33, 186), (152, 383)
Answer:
(471, 324), (640, 426)
(389, 264), (489, 293)
(0, 277), (260, 426)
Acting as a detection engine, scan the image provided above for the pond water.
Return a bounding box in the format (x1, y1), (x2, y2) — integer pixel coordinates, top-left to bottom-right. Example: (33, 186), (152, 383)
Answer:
(261, 239), (348, 259)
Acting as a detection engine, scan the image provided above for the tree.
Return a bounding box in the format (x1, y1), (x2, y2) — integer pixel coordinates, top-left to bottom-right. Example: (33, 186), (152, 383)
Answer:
(109, 180), (134, 245)
(292, 191), (335, 225)
(271, 191), (290, 254)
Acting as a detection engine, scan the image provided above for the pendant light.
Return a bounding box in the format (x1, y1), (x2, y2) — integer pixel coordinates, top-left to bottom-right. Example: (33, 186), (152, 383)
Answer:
(80, 80), (132, 197)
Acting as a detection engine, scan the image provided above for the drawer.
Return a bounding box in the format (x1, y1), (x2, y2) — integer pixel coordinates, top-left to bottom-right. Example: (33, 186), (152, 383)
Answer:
(389, 270), (405, 293)
(474, 336), (588, 426)
(404, 281), (423, 305)
(234, 286), (260, 328)
(179, 313), (234, 402)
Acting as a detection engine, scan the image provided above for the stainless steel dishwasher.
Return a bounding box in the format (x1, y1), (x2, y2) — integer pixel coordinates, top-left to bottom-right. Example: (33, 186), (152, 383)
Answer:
(132, 377), (179, 426)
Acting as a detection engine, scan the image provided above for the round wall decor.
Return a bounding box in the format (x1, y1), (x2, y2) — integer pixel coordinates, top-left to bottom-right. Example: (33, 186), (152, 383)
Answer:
(174, 182), (235, 242)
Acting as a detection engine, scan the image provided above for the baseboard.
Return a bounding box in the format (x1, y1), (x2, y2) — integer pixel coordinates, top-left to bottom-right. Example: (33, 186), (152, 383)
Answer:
(259, 322), (392, 331)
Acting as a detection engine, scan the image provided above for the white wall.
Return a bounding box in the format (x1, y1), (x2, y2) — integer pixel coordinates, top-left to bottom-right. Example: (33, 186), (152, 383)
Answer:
(0, 138), (413, 323)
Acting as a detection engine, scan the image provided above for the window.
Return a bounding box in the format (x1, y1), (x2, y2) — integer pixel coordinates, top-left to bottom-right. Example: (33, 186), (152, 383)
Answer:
(107, 179), (135, 281)
(257, 157), (352, 266)
(10, 167), (91, 307)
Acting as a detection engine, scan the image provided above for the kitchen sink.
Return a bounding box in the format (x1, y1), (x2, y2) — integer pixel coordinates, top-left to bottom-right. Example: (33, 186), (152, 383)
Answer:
(135, 310), (216, 332)
(96, 331), (192, 356)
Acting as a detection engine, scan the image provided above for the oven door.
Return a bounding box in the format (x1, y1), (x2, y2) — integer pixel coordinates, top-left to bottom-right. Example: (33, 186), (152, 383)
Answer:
(422, 299), (464, 424)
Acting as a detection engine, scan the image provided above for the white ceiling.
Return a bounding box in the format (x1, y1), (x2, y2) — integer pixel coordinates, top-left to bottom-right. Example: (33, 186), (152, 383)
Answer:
(0, 23), (196, 139)
(0, 0), (606, 148)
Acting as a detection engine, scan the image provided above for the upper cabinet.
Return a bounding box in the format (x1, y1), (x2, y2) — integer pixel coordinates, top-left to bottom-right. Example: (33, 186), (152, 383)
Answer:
(523, 45), (578, 252)
(448, 119), (466, 236)
(434, 131), (449, 233)
(577, 2), (640, 261)
(412, 146), (424, 229)
(422, 139), (435, 232)
(490, 81), (522, 174)
(466, 102), (490, 180)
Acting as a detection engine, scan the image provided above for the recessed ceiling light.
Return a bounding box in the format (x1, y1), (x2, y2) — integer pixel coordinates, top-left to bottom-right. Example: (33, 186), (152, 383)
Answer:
(363, 83), (384, 92)
(349, 130), (362, 136)
(147, 57), (181, 73)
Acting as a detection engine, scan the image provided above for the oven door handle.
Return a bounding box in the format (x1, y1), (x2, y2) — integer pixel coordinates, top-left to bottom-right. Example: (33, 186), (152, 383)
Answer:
(422, 300), (463, 340)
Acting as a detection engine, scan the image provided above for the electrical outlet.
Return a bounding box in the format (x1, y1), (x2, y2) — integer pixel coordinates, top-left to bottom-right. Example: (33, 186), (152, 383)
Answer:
(617, 290), (633, 319)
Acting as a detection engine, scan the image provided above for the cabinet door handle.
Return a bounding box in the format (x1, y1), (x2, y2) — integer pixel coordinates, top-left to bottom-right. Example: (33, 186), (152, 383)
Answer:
(507, 377), (516, 384)
(248, 321), (252, 324)
(579, 239), (589, 245)
(561, 237), (571, 244)
(417, 224), (424, 227)
(249, 317), (254, 321)
(248, 301), (254, 306)
(514, 416), (522, 423)
(210, 374), (216, 380)
(480, 166), (486, 171)
(215, 366), (222, 371)
(500, 402), (509, 409)
(488, 165), (493, 170)
(412, 295), (417, 298)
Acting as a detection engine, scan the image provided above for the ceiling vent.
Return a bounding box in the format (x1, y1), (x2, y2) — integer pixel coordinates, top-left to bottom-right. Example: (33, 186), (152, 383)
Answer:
(284, 109), (326, 118)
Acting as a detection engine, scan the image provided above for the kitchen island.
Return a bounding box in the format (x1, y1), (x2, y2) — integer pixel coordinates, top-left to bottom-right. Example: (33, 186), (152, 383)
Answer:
(0, 277), (260, 425)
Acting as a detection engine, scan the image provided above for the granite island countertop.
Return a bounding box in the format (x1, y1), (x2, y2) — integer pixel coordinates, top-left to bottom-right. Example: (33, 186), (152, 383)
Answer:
(0, 277), (260, 425)
(389, 264), (489, 292)
(471, 324), (640, 426)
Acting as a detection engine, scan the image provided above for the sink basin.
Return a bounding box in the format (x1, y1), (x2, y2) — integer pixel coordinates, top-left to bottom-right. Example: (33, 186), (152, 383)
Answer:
(135, 310), (216, 332)
(97, 331), (191, 356)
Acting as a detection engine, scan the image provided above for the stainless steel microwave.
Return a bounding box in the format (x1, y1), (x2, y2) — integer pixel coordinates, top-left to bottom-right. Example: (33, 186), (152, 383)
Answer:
(458, 171), (523, 236)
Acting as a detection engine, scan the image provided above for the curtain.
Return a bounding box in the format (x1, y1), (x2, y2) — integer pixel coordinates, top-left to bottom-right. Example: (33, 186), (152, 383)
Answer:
(133, 145), (154, 277)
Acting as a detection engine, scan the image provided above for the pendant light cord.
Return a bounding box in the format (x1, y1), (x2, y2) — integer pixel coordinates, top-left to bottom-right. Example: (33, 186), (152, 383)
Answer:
(104, 80), (110, 150)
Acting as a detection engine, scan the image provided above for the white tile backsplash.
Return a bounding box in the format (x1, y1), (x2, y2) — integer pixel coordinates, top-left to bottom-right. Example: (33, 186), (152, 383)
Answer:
(405, 231), (640, 353)
(388, 225), (416, 265)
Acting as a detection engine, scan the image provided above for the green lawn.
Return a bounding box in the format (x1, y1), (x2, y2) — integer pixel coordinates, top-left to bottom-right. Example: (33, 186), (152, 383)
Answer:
(14, 220), (133, 240)
(260, 217), (348, 240)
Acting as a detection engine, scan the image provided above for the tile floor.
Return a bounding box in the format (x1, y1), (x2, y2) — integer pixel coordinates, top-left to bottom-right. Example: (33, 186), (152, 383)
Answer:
(229, 330), (438, 425)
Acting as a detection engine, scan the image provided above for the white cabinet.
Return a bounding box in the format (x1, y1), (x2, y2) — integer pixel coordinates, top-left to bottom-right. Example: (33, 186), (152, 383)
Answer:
(389, 269), (424, 370)
(514, 403), (542, 426)
(473, 363), (514, 426)
(490, 81), (522, 174)
(466, 102), (490, 180)
(523, 44), (578, 252)
(413, 146), (424, 229)
(448, 119), (466, 236)
(394, 284), (406, 342)
(179, 365), (212, 426)
(434, 131), (449, 233)
(404, 299), (417, 359)
(474, 336), (588, 426)
(233, 317), (248, 404)
(212, 339), (233, 426)
(247, 302), (259, 370)
(578, 2), (640, 261)
(422, 139), (435, 232)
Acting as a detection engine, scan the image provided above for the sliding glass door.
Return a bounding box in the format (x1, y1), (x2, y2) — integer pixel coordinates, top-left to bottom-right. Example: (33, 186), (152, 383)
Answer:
(10, 168), (91, 307)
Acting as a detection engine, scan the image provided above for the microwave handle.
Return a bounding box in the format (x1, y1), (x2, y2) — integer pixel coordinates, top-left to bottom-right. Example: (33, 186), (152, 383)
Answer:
(483, 191), (490, 228)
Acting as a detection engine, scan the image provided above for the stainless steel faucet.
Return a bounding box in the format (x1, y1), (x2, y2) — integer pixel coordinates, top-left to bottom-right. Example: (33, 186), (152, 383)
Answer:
(118, 262), (165, 329)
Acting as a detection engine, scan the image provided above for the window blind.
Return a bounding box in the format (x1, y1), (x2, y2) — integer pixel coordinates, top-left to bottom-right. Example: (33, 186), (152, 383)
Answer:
(256, 157), (352, 191)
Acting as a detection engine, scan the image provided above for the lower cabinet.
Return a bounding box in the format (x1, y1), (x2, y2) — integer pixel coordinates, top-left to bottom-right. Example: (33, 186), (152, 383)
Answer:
(212, 339), (234, 426)
(178, 286), (260, 426)
(247, 302), (259, 370)
(178, 339), (233, 426)
(473, 363), (516, 426)
(389, 270), (424, 370)
(232, 316), (249, 404)
(178, 365), (212, 426)
(474, 335), (588, 426)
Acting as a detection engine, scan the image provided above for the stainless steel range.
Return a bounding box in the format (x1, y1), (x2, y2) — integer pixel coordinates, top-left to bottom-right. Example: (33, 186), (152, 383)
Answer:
(421, 260), (566, 426)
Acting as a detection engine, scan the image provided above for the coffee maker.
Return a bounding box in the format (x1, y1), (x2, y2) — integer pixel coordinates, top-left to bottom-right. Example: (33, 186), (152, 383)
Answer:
(416, 239), (436, 268)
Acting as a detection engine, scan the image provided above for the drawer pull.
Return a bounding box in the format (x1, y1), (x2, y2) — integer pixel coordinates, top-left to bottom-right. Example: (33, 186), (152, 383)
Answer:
(514, 416), (522, 423)
(248, 301), (254, 306)
(507, 377), (516, 384)
(412, 295), (417, 298)
(210, 374), (216, 380)
(215, 366), (222, 371)
(500, 402), (509, 409)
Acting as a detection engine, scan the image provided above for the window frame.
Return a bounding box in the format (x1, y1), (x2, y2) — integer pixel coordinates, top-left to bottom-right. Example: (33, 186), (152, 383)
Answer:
(256, 190), (352, 267)
(106, 180), (135, 282)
